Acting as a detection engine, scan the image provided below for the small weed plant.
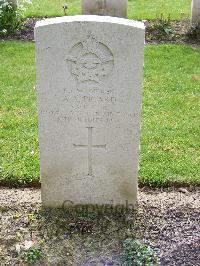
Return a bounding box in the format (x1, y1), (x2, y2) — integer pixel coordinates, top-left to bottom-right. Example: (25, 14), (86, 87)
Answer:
(153, 13), (173, 35)
(0, 0), (31, 36)
(22, 247), (42, 264)
(121, 239), (159, 266)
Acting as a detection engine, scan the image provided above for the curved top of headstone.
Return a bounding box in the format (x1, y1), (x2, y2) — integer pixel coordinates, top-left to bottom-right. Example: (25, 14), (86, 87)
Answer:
(35, 15), (145, 30)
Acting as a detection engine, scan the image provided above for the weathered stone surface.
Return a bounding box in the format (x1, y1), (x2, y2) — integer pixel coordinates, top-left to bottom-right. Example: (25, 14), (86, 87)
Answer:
(35, 16), (145, 208)
(82, 0), (127, 18)
(191, 0), (200, 23)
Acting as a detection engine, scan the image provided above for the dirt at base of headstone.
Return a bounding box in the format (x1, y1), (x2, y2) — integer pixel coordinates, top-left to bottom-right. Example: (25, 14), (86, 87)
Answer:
(0, 188), (199, 265)
(0, 18), (199, 46)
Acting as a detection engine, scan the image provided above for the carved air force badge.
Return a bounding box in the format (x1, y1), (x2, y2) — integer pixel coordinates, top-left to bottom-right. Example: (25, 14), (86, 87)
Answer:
(66, 35), (114, 88)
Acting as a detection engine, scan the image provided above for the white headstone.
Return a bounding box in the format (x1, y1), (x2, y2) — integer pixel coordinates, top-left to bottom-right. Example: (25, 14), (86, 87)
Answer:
(82, 0), (127, 18)
(35, 16), (145, 208)
(191, 0), (200, 23)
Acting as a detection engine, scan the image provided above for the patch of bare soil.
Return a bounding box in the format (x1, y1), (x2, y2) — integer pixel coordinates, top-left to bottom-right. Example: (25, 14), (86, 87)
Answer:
(0, 188), (199, 265)
(145, 19), (199, 45)
(0, 18), (199, 46)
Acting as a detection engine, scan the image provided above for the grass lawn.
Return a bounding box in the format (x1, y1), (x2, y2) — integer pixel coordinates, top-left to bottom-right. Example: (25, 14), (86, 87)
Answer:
(0, 42), (199, 187)
(23, 0), (191, 20)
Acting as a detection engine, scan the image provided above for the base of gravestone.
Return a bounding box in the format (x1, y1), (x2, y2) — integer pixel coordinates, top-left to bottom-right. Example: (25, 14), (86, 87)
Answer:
(191, 0), (200, 24)
(81, 0), (128, 18)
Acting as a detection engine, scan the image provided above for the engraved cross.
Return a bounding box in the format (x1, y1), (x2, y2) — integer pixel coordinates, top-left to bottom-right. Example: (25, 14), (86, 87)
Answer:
(73, 127), (106, 176)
